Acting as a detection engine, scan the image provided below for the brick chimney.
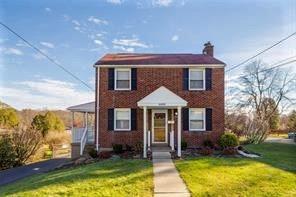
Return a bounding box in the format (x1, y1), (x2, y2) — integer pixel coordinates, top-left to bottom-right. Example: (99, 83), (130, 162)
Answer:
(202, 41), (214, 57)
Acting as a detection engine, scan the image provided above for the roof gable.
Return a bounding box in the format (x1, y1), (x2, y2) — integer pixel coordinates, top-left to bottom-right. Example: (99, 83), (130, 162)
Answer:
(137, 86), (187, 107)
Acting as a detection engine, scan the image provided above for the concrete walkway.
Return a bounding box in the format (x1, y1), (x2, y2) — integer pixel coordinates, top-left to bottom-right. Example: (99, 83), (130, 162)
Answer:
(152, 152), (190, 197)
(0, 158), (69, 186)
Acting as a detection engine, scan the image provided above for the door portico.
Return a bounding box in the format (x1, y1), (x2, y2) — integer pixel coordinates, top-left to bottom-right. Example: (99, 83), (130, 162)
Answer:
(137, 86), (187, 158)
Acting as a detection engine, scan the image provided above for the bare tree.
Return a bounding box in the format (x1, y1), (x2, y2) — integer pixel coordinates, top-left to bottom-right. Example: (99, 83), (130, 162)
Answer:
(12, 126), (43, 166)
(238, 61), (296, 143)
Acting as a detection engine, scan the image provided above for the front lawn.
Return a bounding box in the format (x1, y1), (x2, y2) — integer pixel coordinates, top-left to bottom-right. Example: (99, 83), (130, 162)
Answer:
(175, 143), (296, 197)
(0, 159), (153, 197)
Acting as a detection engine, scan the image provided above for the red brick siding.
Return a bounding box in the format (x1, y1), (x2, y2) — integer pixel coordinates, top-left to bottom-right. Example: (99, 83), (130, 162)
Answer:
(97, 67), (224, 148)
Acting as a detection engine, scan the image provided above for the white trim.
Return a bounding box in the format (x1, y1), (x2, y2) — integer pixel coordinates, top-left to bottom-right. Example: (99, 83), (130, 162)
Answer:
(94, 64), (225, 68)
(114, 68), (131, 90)
(189, 108), (206, 131)
(137, 86), (187, 108)
(189, 68), (206, 91)
(177, 106), (182, 157)
(96, 67), (100, 151)
(114, 108), (131, 131)
(152, 109), (168, 144)
(143, 107), (147, 158)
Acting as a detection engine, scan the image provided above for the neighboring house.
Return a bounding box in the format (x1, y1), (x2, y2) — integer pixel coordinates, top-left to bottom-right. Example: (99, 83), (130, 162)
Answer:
(68, 42), (225, 158)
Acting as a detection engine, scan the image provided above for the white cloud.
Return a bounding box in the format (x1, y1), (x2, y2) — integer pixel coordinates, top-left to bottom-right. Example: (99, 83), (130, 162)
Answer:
(72, 20), (80, 26)
(171, 35), (179, 42)
(106, 0), (122, 4)
(0, 78), (94, 110)
(45, 7), (51, 12)
(40, 42), (55, 48)
(88, 16), (108, 25)
(112, 38), (149, 48)
(0, 47), (23, 55)
(94, 39), (103, 45)
(113, 45), (135, 52)
(152, 0), (173, 7)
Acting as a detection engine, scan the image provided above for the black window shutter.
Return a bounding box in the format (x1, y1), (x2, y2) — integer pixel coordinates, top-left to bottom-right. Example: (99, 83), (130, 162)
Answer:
(107, 108), (114, 130)
(108, 68), (114, 90)
(205, 68), (212, 90)
(182, 108), (189, 131)
(131, 108), (137, 130)
(183, 68), (189, 90)
(206, 108), (212, 131)
(131, 68), (137, 90)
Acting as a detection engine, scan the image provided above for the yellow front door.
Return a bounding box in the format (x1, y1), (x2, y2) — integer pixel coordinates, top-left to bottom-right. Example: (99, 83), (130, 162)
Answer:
(153, 111), (166, 143)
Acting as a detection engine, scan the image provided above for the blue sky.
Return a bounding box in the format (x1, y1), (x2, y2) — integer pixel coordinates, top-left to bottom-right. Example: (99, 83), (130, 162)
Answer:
(0, 0), (295, 110)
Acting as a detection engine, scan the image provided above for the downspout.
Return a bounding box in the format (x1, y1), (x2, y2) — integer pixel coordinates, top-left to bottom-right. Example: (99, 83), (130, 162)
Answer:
(96, 66), (100, 151)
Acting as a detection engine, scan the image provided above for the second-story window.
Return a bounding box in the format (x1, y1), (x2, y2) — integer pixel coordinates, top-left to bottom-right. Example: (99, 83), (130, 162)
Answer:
(189, 69), (205, 90)
(115, 68), (131, 90)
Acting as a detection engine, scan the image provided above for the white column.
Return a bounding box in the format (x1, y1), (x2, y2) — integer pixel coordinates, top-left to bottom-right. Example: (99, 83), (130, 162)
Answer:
(71, 112), (74, 131)
(177, 106), (182, 157)
(85, 112), (88, 130)
(148, 130), (151, 151)
(171, 109), (174, 151)
(143, 106), (147, 158)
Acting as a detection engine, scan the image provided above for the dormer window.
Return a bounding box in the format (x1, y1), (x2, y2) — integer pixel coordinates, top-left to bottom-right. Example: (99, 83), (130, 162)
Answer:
(189, 69), (205, 90)
(115, 68), (131, 90)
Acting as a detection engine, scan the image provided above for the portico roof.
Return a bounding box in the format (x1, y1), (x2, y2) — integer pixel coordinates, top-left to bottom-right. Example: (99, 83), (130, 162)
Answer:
(137, 86), (187, 108)
(67, 101), (95, 113)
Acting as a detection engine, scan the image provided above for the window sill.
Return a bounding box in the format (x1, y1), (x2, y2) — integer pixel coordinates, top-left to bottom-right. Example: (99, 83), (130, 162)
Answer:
(112, 130), (132, 132)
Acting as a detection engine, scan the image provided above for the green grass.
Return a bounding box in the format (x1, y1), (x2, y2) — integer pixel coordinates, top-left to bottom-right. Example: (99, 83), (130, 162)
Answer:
(0, 159), (153, 197)
(175, 143), (296, 197)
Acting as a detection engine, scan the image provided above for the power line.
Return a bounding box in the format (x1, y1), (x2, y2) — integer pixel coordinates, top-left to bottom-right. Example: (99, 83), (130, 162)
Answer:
(225, 56), (296, 84)
(226, 31), (296, 72)
(0, 21), (95, 92)
(258, 59), (296, 73)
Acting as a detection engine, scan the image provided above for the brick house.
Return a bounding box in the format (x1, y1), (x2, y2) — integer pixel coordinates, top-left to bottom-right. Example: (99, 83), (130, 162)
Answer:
(68, 42), (225, 158)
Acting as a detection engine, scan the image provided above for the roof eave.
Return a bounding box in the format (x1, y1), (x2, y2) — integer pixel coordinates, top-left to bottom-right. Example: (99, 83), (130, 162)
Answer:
(94, 63), (226, 68)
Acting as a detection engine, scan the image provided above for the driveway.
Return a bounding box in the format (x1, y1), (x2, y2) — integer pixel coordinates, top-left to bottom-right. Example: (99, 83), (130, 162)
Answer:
(265, 137), (295, 145)
(0, 158), (69, 186)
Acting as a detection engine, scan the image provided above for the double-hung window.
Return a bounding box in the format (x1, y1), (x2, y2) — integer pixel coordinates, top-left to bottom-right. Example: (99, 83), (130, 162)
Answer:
(189, 69), (205, 90)
(114, 108), (131, 130)
(189, 108), (205, 131)
(115, 68), (131, 90)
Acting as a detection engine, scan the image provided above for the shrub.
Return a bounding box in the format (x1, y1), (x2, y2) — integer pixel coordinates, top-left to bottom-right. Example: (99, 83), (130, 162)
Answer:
(181, 140), (187, 150)
(219, 133), (239, 148)
(125, 144), (133, 152)
(43, 150), (53, 159)
(88, 148), (98, 158)
(12, 126), (43, 166)
(198, 147), (214, 156)
(112, 144), (123, 154)
(45, 131), (71, 151)
(222, 147), (237, 155)
(134, 141), (143, 153)
(0, 136), (16, 170)
(98, 151), (112, 159)
(203, 139), (214, 148)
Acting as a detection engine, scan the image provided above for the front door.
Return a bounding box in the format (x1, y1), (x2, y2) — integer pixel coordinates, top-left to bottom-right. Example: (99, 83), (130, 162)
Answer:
(152, 110), (167, 143)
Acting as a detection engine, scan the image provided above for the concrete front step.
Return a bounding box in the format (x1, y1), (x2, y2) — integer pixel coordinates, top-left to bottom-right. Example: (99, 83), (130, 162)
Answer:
(151, 146), (173, 152)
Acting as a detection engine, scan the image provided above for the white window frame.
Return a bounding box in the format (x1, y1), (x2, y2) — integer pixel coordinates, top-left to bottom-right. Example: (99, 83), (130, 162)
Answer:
(114, 68), (131, 90)
(114, 108), (131, 131)
(188, 68), (206, 90)
(189, 108), (206, 131)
